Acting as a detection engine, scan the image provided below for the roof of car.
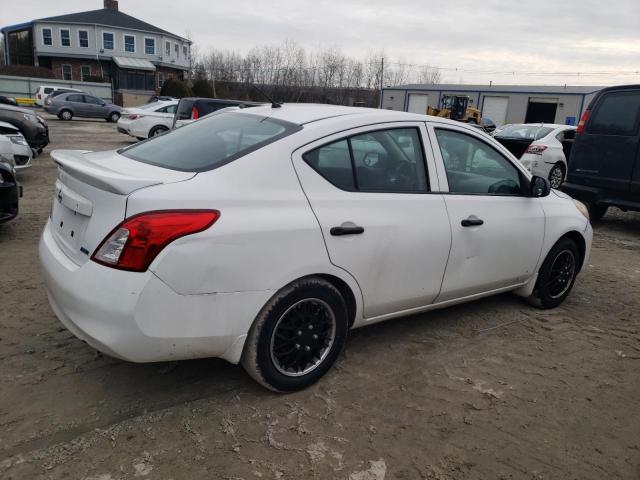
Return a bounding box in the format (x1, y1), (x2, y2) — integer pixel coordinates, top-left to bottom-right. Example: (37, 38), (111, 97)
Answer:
(243, 103), (466, 126)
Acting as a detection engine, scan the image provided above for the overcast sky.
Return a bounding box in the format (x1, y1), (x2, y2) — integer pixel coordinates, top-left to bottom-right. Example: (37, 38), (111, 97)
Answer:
(4, 0), (640, 86)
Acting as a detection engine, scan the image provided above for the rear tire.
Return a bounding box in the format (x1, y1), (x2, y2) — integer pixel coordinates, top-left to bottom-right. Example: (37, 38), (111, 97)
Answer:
(149, 125), (168, 138)
(588, 204), (608, 222)
(241, 277), (349, 392)
(548, 163), (565, 189)
(59, 109), (72, 121)
(527, 238), (580, 309)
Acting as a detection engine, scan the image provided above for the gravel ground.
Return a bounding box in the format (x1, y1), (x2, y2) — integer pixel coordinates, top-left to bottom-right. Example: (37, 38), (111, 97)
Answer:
(0, 113), (639, 480)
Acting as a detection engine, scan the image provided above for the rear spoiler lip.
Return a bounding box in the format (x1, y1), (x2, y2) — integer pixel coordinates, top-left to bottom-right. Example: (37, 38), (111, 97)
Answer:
(51, 149), (165, 195)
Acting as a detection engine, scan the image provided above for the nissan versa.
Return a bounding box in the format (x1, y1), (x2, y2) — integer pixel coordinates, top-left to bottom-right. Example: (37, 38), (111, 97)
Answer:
(39, 104), (592, 392)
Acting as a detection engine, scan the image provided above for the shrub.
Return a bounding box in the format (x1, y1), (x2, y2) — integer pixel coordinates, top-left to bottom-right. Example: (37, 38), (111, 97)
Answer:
(191, 78), (215, 98)
(159, 78), (192, 98)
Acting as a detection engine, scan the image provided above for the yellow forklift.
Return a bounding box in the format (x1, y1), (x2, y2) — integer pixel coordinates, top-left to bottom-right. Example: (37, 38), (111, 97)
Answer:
(427, 94), (482, 124)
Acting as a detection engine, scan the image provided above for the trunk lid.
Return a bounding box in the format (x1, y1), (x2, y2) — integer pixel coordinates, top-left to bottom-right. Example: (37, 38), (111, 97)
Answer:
(50, 149), (195, 265)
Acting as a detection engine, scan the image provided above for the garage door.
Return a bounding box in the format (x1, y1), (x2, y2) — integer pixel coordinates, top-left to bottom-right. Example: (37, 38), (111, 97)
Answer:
(407, 93), (429, 114)
(482, 96), (509, 126)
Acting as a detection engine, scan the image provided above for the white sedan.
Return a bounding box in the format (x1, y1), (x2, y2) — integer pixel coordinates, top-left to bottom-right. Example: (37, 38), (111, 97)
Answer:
(39, 105), (592, 392)
(116, 100), (178, 140)
(0, 121), (33, 169)
(494, 123), (577, 189)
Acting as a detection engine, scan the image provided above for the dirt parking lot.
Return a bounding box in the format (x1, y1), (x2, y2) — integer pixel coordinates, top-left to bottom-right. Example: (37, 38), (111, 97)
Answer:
(1, 113), (639, 480)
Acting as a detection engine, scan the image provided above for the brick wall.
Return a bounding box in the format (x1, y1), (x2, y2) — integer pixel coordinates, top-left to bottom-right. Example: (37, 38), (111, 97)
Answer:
(50, 58), (109, 82)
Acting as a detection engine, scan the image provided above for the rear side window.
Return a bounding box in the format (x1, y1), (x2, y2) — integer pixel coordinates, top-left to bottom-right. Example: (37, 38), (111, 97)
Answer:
(66, 94), (84, 102)
(121, 112), (300, 172)
(588, 91), (640, 136)
(303, 128), (428, 193)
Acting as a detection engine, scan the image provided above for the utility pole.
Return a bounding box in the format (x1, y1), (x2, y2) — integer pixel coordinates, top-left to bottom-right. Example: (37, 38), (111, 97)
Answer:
(378, 56), (384, 108)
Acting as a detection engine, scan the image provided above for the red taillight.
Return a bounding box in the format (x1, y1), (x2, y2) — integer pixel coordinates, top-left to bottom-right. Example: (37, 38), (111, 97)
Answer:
(525, 144), (548, 155)
(37, 93), (41, 99)
(92, 210), (220, 272)
(128, 114), (141, 120)
(577, 109), (590, 134)
(191, 106), (199, 120)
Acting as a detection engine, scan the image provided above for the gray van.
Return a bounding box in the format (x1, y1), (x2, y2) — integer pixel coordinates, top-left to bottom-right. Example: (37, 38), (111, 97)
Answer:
(562, 84), (640, 220)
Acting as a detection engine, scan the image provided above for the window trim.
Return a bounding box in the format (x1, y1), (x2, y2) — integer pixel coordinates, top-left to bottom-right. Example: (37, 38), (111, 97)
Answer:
(78, 29), (89, 48)
(174, 42), (179, 59)
(165, 40), (171, 57)
(42, 27), (52, 46)
(59, 28), (71, 47)
(431, 125), (531, 197)
(123, 34), (136, 53)
(61, 64), (73, 81)
(157, 71), (165, 89)
(144, 36), (156, 55)
(102, 31), (115, 50)
(302, 125), (431, 194)
(80, 65), (91, 81)
(183, 45), (188, 58)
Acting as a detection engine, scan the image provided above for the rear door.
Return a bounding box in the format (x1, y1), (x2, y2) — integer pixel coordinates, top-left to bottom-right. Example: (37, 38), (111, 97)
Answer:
(292, 122), (452, 319)
(571, 89), (640, 193)
(428, 123), (545, 301)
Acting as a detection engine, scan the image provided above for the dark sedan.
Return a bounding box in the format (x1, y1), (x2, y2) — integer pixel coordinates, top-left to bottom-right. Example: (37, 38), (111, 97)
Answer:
(0, 157), (20, 224)
(0, 104), (49, 151)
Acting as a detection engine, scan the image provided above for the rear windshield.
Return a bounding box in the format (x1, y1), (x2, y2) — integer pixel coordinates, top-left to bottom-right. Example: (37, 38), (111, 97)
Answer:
(121, 112), (301, 172)
(495, 125), (553, 140)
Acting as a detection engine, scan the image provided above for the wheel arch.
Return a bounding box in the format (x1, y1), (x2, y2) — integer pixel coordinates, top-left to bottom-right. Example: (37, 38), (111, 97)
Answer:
(560, 230), (586, 272)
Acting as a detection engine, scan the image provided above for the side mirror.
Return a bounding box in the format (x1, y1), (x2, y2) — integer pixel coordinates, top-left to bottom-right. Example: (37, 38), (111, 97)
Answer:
(530, 175), (551, 197)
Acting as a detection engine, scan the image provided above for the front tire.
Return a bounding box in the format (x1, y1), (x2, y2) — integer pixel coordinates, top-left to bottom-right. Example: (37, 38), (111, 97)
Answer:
(241, 277), (349, 392)
(108, 112), (120, 123)
(548, 163), (565, 189)
(527, 238), (580, 309)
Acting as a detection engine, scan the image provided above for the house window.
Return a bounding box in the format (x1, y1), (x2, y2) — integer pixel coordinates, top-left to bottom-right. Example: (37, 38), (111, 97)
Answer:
(165, 41), (170, 56)
(174, 43), (179, 59)
(81, 65), (91, 81)
(42, 28), (52, 46)
(124, 34), (135, 53)
(62, 64), (72, 80)
(183, 45), (188, 58)
(78, 30), (89, 48)
(60, 29), (71, 47)
(103, 32), (114, 50)
(144, 38), (155, 55)
(157, 71), (165, 88)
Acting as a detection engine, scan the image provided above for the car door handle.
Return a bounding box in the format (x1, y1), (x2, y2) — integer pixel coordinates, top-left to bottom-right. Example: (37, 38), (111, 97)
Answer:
(461, 217), (484, 227)
(330, 225), (365, 236)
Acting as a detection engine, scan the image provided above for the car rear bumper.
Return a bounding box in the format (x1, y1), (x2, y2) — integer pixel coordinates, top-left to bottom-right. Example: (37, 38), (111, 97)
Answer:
(39, 219), (272, 363)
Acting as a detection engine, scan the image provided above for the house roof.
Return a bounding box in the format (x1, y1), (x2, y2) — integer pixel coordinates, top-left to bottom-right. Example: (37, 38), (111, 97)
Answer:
(32, 8), (187, 41)
(387, 83), (602, 95)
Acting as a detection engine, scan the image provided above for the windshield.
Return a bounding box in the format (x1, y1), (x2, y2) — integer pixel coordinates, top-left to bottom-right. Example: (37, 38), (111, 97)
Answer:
(495, 125), (553, 140)
(121, 112), (301, 172)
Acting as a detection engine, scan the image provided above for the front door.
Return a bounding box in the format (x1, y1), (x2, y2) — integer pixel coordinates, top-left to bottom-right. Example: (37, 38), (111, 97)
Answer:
(292, 123), (451, 319)
(83, 95), (105, 118)
(428, 123), (545, 301)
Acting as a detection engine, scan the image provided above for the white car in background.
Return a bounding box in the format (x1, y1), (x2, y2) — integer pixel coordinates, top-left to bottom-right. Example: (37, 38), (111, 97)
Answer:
(117, 100), (179, 140)
(0, 121), (33, 169)
(40, 105), (592, 392)
(494, 123), (577, 189)
(34, 85), (81, 107)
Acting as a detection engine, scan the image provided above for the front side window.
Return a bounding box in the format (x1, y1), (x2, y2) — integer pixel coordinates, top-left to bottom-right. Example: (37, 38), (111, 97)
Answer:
(80, 65), (91, 81)
(303, 128), (428, 193)
(42, 28), (52, 46)
(587, 91), (640, 136)
(145, 38), (155, 55)
(124, 35), (135, 53)
(121, 113), (300, 172)
(84, 95), (102, 105)
(61, 64), (72, 80)
(78, 30), (89, 48)
(103, 32), (114, 50)
(435, 129), (523, 195)
(60, 29), (70, 47)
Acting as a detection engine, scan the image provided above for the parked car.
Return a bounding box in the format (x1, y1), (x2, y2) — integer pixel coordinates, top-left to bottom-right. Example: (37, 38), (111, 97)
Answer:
(0, 96), (18, 107)
(117, 100), (179, 140)
(562, 84), (640, 220)
(0, 121), (33, 169)
(40, 104), (592, 392)
(45, 92), (122, 122)
(0, 154), (20, 224)
(494, 124), (576, 189)
(34, 86), (81, 107)
(0, 104), (49, 151)
(172, 97), (262, 128)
